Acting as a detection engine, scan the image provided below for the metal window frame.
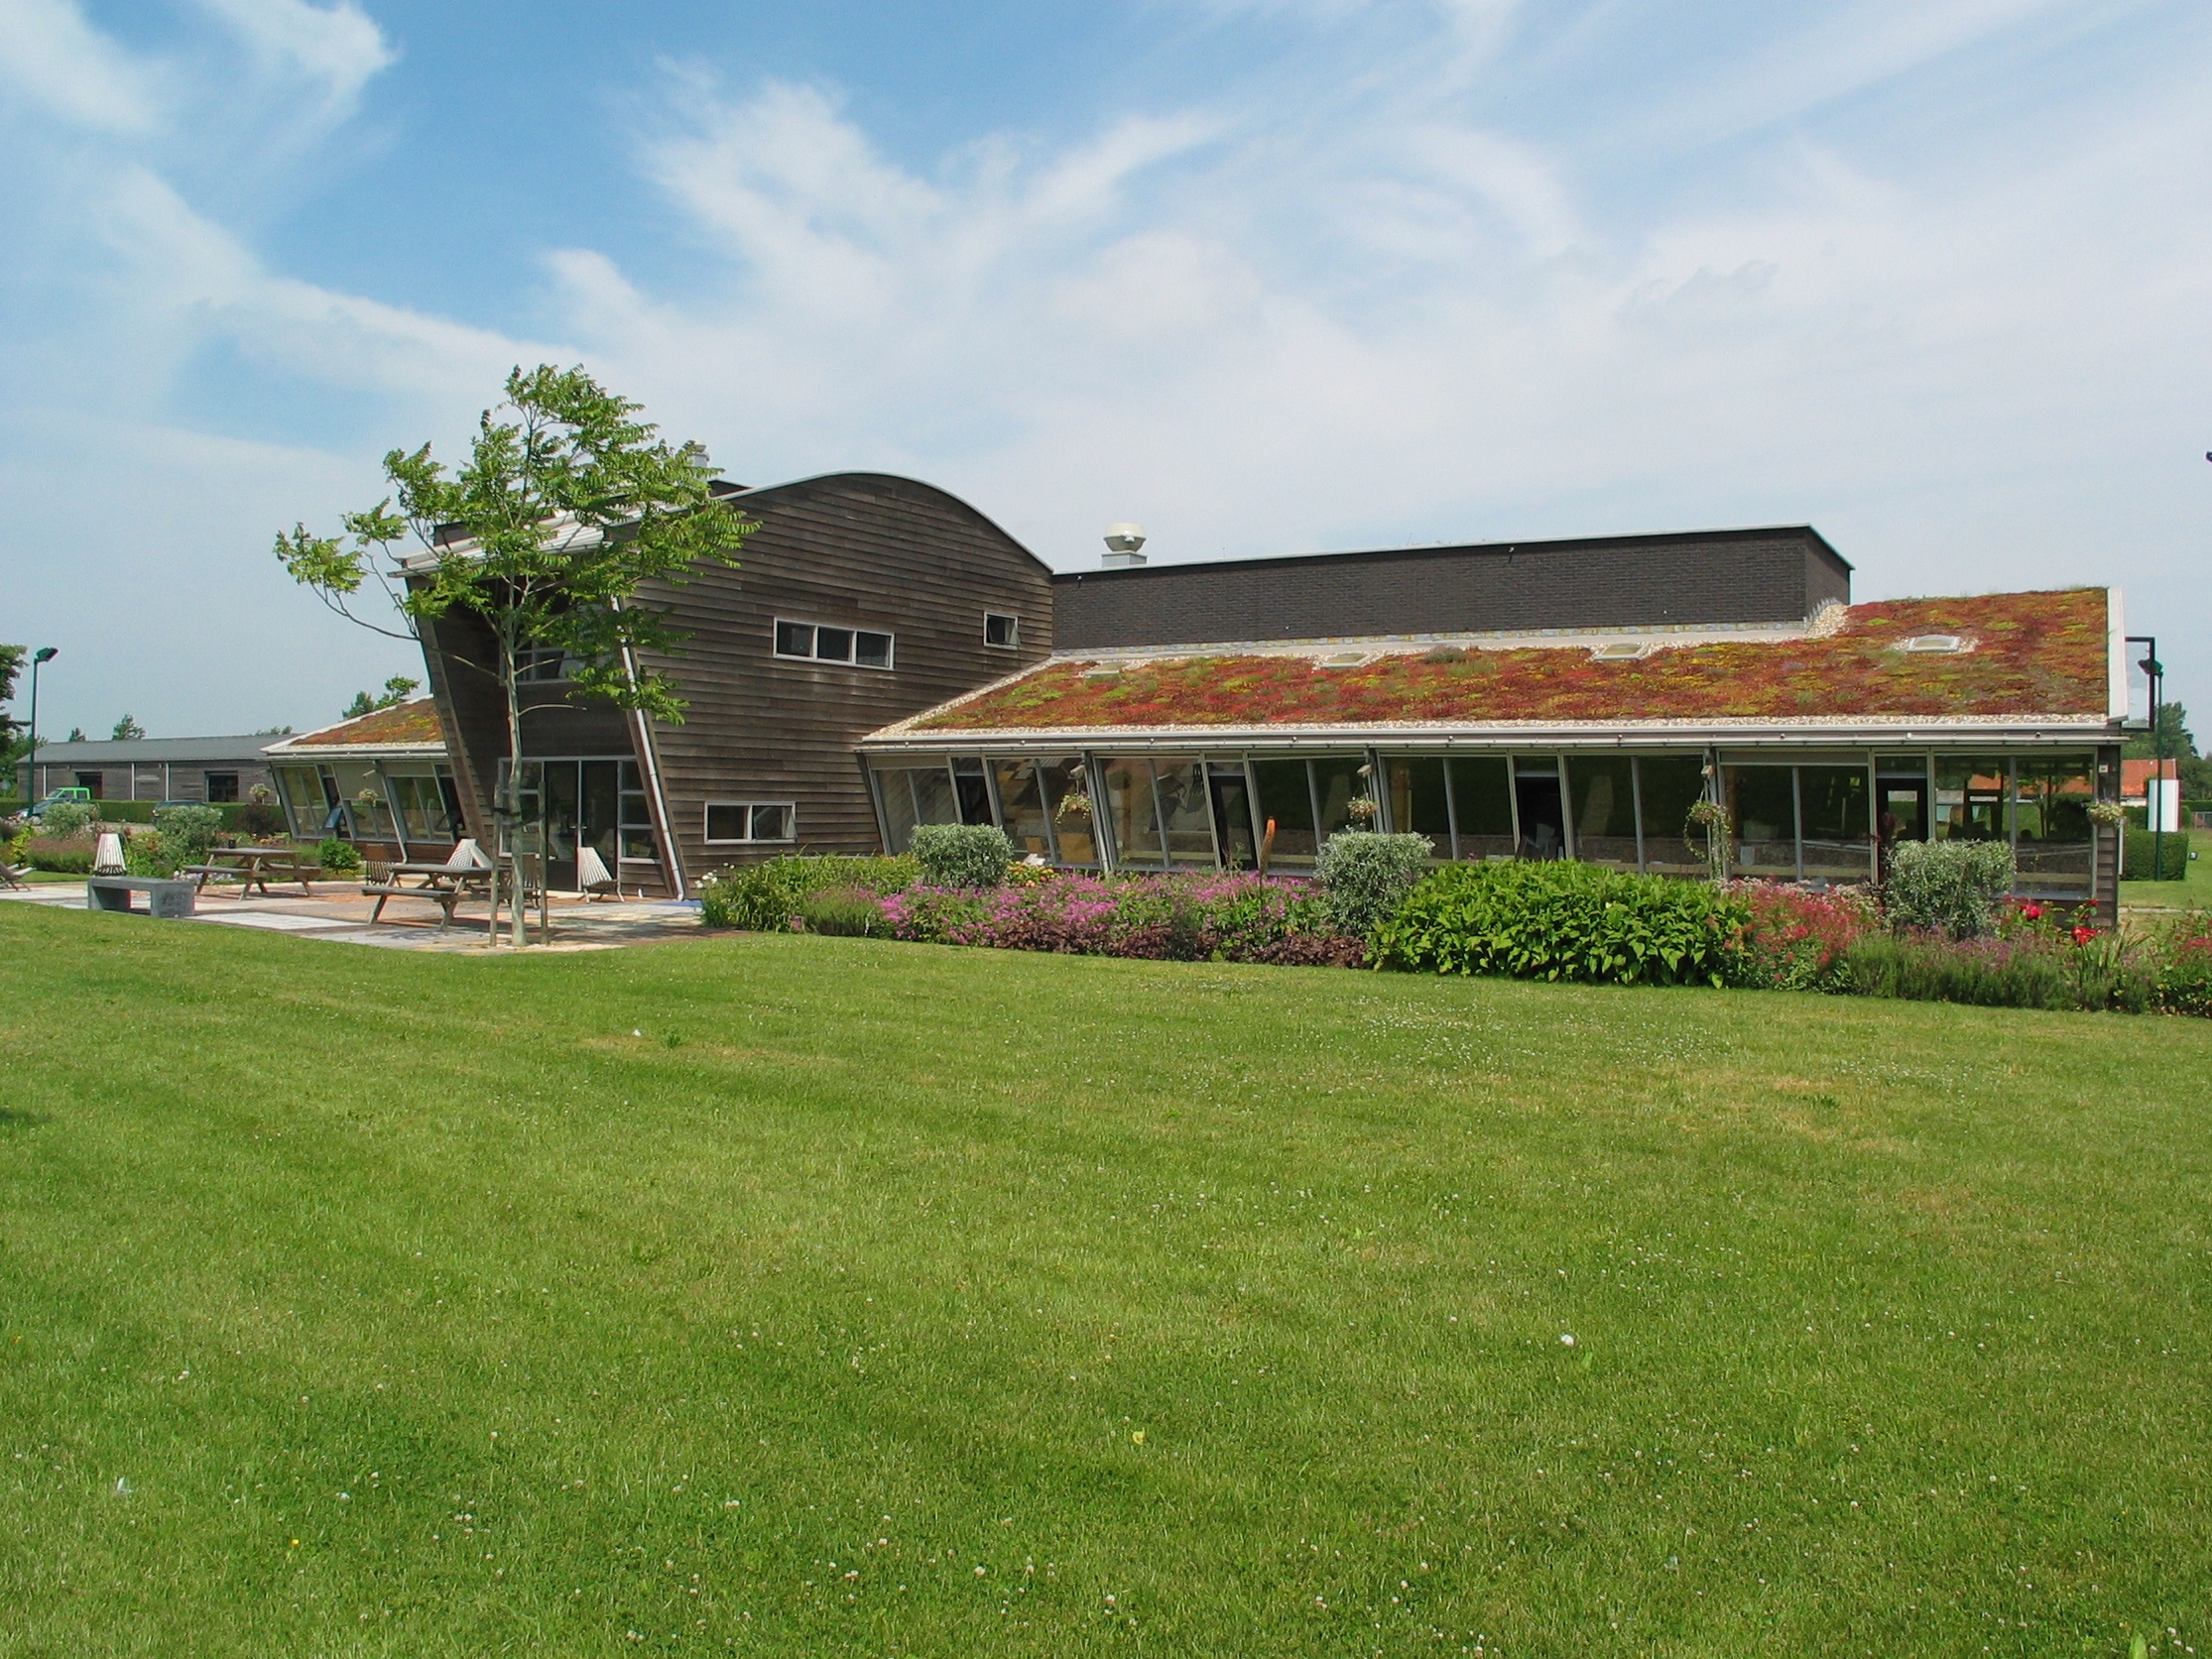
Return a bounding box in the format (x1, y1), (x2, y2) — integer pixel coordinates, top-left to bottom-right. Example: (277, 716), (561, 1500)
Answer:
(983, 611), (1022, 650)
(701, 800), (799, 846)
(771, 615), (896, 672)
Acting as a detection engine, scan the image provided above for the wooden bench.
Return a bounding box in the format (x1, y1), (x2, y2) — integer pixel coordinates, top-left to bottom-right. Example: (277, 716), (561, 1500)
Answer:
(87, 875), (196, 918)
(359, 866), (490, 927)
(182, 848), (323, 896)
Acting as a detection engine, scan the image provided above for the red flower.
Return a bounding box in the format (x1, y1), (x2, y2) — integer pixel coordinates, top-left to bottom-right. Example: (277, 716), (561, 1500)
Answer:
(2071, 924), (2096, 944)
(2021, 902), (2043, 921)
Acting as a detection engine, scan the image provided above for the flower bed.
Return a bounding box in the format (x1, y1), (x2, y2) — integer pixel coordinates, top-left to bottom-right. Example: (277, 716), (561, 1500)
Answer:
(808, 871), (1365, 966)
(1729, 881), (1879, 992)
(719, 855), (2212, 1018)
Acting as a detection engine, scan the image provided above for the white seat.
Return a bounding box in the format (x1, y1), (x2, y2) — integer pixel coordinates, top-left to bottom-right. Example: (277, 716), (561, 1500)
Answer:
(574, 844), (618, 899)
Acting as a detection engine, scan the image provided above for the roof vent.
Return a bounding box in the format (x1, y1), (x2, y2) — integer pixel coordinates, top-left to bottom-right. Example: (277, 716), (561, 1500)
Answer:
(1315, 652), (1373, 669)
(1898, 634), (1966, 654)
(1590, 641), (1649, 661)
(1103, 524), (1148, 567)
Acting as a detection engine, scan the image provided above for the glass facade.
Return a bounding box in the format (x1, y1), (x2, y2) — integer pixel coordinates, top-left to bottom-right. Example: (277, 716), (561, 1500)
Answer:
(1934, 757), (2009, 841)
(1797, 767), (1872, 881)
(1038, 758), (1097, 866)
(2011, 755), (2095, 896)
(1449, 758), (1516, 860)
(1250, 759), (1319, 866)
(863, 746), (2102, 898)
(875, 764), (961, 855)
(1566, 756), (1638, 870)
(1636, 755), (1707, 878)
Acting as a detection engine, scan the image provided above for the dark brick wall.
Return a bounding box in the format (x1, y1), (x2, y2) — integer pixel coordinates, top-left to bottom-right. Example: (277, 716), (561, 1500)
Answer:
(1053, 528), (1852, 650)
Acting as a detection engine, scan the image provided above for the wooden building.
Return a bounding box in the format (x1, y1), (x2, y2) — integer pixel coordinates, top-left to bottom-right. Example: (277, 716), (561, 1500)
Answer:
(413, 473), (1050, 895)
(406, 469), (2133, 916)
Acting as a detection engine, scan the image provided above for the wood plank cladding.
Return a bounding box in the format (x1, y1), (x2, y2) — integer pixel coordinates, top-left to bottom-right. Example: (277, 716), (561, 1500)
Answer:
(1053, 526), (1853, 651)
(633, 473), (1053, 889)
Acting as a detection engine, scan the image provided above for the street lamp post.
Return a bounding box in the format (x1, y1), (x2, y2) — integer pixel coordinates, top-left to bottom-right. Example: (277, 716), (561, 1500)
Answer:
(2135, 638), (2165, 883)
(24, 647), (57, 802)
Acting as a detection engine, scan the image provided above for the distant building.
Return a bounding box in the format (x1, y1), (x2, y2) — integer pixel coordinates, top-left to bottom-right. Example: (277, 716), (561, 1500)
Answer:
(21, 733), (279, 804)
(2121, 757), (2182, 833)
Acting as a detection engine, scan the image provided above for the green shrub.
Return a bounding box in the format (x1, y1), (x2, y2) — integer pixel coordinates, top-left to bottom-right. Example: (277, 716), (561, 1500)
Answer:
(2154, 911), (2212, 1015)
(1883, 839), (2015, 937)
(124, 830), (180, 879)
(317, 837), (363, 875)
(2123, 828), (2190, 883)
(39, 800), (93, 839)
(1315, 830), (1433, 936)
(911, 823), (1014, 889)
(698, 854), (919, 929)
(796, 886), (891, 937)
(154, 803), (224, 866)
(1841, 931), (2154, 1012)
(1372, 860), (1749, 987)
(25, 836), (92, 874)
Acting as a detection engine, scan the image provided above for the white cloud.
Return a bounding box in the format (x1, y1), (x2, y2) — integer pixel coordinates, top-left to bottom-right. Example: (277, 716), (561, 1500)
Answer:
(0, 0), (162, 133)
(193, 0), (395, 111)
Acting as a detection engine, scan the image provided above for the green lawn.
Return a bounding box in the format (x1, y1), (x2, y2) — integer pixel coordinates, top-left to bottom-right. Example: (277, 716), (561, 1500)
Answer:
(2, 905), (2208, 1657)
(2121, 842), (2205, 910)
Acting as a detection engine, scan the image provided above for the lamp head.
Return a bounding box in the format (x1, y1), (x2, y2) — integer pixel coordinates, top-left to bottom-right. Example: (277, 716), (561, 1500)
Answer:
(33, 647), (56, 664)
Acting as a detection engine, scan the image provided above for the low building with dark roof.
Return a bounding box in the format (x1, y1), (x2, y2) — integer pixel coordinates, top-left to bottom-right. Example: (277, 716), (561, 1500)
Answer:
(21, 733), (282, 805)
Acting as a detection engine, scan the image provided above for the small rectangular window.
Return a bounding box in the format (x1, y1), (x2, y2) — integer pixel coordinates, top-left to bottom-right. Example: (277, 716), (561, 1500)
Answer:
(704, 801), (798, 844)
(204, 772), (240, 802)
(984, 612), (1020, 649)
(773, 617), (894, 670)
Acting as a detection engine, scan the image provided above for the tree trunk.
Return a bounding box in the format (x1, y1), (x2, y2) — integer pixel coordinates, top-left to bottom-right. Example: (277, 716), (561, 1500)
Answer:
(502, 643), (528, 949)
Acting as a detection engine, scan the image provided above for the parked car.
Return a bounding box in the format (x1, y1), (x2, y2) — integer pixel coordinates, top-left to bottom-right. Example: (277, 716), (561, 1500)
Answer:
(27, 787), (93, 821)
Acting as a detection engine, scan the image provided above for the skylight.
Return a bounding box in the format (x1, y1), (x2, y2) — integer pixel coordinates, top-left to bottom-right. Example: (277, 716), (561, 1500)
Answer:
(1898, 634), (1966, 653)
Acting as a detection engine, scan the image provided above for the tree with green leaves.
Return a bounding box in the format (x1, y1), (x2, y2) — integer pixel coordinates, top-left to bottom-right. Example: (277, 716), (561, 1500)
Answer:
(277, 364), (753, 944)
(0, 645), (22, 740)
(343, 675), (423, 720)
(111, 714), (146, 741)
(2122, 701), (2196, 762)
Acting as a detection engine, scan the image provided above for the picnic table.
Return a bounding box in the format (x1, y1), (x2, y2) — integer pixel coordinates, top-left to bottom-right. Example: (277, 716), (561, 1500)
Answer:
(183, 847), (320, 896)
(359, 861), (493, 927)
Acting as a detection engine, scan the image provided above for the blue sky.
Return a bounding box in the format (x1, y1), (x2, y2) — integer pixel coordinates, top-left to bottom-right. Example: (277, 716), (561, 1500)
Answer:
(3, 0), (2208, 737)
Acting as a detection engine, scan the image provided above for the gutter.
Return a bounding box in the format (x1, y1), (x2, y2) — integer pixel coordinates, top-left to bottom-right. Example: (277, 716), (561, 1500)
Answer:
(858, 718), (2120, 757)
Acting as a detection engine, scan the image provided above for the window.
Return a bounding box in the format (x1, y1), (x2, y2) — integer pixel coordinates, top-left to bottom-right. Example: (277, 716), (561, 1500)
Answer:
(2014, 754), (2095, 896)
(515, 643), (578, 681)
(874, 765), (961, 853)
(1726, 767), (1799, 878)
(1634, 755), (1708, 877)
(75, 770), (103, 797)
(204, 771), (239, 803)
(1566, 756), (1639, 869)
(775, 618), (894, 670)
(704, 802), (796, 844)
(984, 612), (1021, 649)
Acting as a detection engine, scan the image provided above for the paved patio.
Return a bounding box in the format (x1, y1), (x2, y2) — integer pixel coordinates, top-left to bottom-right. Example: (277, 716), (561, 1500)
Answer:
(1, 880), (708, 952)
